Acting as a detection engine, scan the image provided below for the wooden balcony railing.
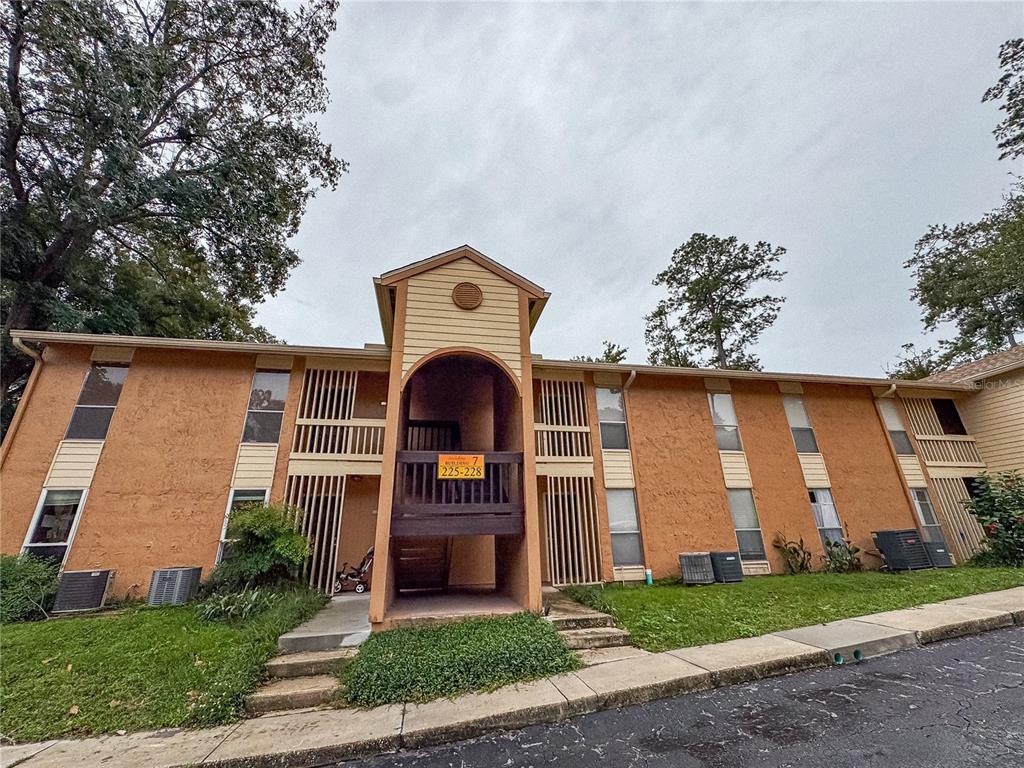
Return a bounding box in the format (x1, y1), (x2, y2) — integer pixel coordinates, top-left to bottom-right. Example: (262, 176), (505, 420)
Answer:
(291, 418), (386, 458)
(915, 435), (984, 466)
(534, 424), (592, 459)
(391, 451), (524, 536)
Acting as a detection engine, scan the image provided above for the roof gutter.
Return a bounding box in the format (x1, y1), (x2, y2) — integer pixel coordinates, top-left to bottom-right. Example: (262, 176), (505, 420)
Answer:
(0, 336), (44, 468)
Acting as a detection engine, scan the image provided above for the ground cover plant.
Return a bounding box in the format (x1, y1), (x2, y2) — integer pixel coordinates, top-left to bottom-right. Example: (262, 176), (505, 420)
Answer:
(0, 586), (326, 743)
(0, 553), (59, 623)
(564, 567), (1024, 652)
(343, 612), (580, 707)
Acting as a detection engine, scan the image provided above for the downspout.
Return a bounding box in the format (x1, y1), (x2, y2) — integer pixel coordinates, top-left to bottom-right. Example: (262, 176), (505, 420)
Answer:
(0, 335), (44, 468)
(879, 383), (897, 398)
(623, 368), (637, 393)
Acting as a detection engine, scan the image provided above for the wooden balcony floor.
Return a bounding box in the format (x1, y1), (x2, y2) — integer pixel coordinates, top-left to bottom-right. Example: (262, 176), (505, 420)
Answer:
(386, 591), (522, 628)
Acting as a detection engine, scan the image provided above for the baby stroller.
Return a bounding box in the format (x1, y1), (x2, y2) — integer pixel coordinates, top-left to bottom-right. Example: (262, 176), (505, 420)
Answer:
(334, 547), (374, 594)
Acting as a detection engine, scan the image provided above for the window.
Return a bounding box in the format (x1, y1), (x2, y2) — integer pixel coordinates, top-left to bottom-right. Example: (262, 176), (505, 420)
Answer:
(809, 488), (843, 548)
(931, 398), (967, 436)
(877, 399), (915, 455)
(23, 489), (85, 565)
(65, 364), (129, 440)
(242, 371), (290, 443)
(783, 395), (819, 453)
(911, 488), (945, 543)
(708, 393), (742, 451)
(726, 489), (765, 560)
(218, 489), (269, 562)
(596, 387), (629, 449)
(606, 489), (643, 566)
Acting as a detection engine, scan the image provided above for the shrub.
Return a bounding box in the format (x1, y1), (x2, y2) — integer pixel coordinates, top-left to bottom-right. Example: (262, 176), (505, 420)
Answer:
(197, 589), (281, 623)
(965, 471), (1024, 567)
(206, 503), (310, 591)
(772, 532), (812, 574)
(343, 613), (580, 707)
(821, 539), (863, 573)
(0, 553), (59, 623)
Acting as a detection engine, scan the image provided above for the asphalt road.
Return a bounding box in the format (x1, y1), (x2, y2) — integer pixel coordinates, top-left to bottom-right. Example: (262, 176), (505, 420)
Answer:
(344, 626), (1024, 768)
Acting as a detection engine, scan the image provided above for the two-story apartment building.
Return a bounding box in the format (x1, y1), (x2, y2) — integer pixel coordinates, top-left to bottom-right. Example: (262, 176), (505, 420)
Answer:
(2, 246), (1014, 629)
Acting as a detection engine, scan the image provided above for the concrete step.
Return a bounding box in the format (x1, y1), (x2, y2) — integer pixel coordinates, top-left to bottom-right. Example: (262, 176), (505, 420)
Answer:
(546, 613), (615, 631)
(559, 626), (632, 650)
(265, 649), (357, 679)
(245, 675), (340, 715)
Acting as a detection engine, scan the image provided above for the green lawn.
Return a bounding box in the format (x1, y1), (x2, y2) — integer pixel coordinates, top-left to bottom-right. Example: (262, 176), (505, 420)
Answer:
(0, 587), (327, 743)
(564, 567), (1024, 652)
(343, 612), (580, 707)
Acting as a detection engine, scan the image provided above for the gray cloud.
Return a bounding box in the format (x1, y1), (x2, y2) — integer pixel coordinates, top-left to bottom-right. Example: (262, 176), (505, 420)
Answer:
(258, 1), (1022, 377)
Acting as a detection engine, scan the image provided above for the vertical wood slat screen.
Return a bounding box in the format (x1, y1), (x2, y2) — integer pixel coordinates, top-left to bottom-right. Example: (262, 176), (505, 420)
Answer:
(536, 379), (592, 458)
(292, 369), (359, 454)
(902, 397), (942, 436)
(544, 476), (601, 586)
(931, 476), (986, 563)
(285, 474), (347, 594)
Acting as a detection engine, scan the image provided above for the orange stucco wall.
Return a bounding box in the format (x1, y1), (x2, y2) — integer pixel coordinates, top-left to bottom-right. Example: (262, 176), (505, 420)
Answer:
(1, 345), (92, 553)
(804, 383), (919, 557)
(627, 376), (737, 579)
(731, 381), (821, 571)
(65, 348), (255, 596)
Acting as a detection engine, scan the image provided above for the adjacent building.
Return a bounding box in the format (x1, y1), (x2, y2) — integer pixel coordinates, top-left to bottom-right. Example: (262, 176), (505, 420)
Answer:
(2, 246), (1018, 629)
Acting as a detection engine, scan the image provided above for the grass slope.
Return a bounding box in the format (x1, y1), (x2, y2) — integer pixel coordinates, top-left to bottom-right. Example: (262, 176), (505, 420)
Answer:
(565, 567), (1024, 652)
(0, 587), (326, 743)
(344, 612), (580, 707)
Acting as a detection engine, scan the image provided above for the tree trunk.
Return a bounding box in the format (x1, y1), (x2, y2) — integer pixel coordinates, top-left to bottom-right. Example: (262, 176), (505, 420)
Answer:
(714, 328), (727, 369)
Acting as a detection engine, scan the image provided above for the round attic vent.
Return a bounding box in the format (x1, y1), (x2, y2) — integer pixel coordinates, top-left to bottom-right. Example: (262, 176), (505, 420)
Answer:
(451, 282), (483, 310)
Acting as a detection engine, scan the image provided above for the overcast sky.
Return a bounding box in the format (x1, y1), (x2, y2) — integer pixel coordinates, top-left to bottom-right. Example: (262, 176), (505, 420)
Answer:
(257, 1), (1022, 377)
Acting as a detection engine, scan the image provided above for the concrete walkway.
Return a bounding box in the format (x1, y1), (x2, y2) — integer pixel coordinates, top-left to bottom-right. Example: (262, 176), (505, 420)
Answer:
(4, 586), (1021, 768)
(277, 593), (371, 652)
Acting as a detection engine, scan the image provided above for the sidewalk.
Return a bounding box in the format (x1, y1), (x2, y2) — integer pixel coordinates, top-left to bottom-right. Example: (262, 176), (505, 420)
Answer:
(4, 587), (1021, 768)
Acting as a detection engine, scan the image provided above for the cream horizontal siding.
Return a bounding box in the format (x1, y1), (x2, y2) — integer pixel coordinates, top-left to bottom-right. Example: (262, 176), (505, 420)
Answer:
(612, 565), (647, 582)
(741, 560), (772, 576)
(958, 380), (1024, 473)
(401, 258), (522, 379)
(231, 444), (279, 488)
(536, 459), (595, 477)
(798, 453), (831, 488)
(602, 450), (635, 488)
(44, 440), (104, 488)
(287, 458), (382, 477)
(719, 451), (752, 488)
(897, 455), (927, 487)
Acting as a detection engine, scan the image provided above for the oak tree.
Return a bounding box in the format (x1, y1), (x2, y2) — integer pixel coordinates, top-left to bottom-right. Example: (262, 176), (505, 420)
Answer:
(1, 0), (345, 429)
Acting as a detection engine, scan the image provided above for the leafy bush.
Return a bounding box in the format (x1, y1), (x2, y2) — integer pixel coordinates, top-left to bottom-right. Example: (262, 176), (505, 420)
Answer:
(821, 539), (863, 573)
(965, 471), (1024, 567)
(343, 613), (580, 707)
(206, 503), (310, 591)
(0, 553), (59, 623)
(197, 589), (281, 623)
(772, 532), (812, 574)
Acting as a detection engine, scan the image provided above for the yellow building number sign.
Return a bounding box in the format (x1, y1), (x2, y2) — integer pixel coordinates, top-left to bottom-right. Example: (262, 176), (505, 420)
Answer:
(437, 454), (485, 479)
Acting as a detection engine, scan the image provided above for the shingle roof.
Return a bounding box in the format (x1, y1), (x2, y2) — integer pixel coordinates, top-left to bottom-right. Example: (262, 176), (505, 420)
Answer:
(924, 345), (1024, 383)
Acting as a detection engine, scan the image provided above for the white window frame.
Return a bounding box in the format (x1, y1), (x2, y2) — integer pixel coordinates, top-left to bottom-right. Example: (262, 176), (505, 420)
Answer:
(64, 363), (129, 442)
(240, 370), (290, 445)
(910, 487), (945, 543)
(708, 393), (743, 451)
(605, 488), (644, 567)
(726, 488), (766, 561)
(217, 488), (271, 563)
(21, 487), (90, 570)
(595, 387), (630, 450)
(809, 488), (843, 548)
(877, 399), (915, 456)
(783, 395), (819, 454)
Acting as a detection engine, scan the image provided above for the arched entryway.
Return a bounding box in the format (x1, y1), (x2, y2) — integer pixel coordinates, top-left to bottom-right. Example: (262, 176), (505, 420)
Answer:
(387, 351), (528, 616)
